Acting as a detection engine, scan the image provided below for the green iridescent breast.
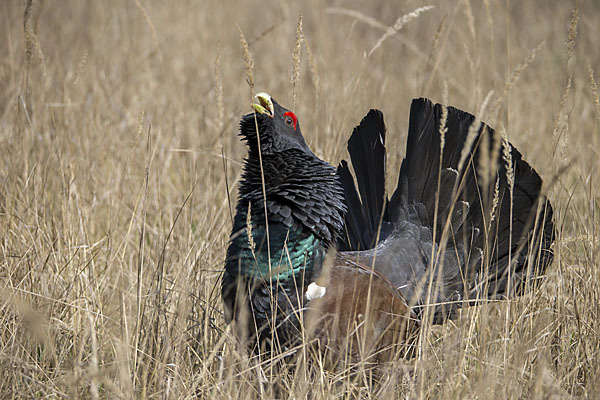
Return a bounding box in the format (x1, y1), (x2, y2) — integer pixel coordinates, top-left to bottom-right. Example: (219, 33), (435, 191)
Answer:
(230, 220), (323, 281)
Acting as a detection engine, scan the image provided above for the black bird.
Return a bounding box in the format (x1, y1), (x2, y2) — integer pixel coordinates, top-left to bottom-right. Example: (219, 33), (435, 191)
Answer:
(222, 93), (554, 360)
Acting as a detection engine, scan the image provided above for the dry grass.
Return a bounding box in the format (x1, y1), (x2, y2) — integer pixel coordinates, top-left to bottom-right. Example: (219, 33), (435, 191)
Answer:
(1, 0), (599, 398)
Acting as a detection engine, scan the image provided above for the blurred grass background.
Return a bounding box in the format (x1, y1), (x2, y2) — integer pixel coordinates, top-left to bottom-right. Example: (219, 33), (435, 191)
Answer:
(1, 0), (599, 398)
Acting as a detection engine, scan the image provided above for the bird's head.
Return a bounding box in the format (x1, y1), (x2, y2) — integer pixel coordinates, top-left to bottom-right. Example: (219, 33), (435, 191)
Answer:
(240, 92), (311, 155)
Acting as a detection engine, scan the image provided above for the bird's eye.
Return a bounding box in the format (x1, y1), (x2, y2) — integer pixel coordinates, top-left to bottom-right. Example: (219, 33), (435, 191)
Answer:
(283, 111), (297, 131)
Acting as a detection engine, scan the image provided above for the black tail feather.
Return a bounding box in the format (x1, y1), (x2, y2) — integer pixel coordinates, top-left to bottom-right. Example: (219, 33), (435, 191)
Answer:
(390, 98), (554, 302)
(337, 110), (391, 251)
(338, 98), (554, 319)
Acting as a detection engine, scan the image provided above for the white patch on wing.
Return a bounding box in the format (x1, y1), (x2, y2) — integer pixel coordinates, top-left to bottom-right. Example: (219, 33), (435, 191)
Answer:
(305, 282), (326, 300)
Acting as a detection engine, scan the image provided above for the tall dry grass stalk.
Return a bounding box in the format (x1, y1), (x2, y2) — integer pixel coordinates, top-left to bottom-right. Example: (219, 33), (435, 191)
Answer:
(500, 127), (514, 365)
(134, 0), (161, 59)
(291, 14), (304, 111)
(483, 0), (497, 83)
(421, 16), (446, 93)
(552, 0), (578, 162)
(476, 91), (496, 198)
(246, 202), (257, 261)
(215, 43), (225, 135)
(239, 27), (255, 91)
(489, 42), (545, 122)
(367, 6), (435, 58)
(22, 0), (46, 97)
(589, 63), (600, 125)
(463, 0), (476, 41)
(325, 7), (389, 32)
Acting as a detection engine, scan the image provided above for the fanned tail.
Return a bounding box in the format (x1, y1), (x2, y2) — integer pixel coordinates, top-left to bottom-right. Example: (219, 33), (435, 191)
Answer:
(337, 98), (554, 321)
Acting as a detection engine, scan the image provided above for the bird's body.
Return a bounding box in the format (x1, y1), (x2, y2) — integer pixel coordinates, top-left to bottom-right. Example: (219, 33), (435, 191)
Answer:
(222, 93), (554, 360)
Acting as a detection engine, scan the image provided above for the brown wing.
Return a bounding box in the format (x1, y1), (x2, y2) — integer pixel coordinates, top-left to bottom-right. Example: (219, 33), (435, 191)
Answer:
(304, 254), (420, 363)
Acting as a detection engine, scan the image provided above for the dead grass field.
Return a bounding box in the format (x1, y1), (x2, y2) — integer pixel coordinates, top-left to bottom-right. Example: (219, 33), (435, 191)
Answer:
(1, 0), (599, 398)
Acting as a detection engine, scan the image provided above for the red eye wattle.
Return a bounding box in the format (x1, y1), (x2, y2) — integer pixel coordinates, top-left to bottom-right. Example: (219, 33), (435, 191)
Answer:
(283, 111), (297, 131)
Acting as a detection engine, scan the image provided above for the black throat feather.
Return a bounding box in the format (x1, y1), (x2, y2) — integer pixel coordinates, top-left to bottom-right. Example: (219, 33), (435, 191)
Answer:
(238, 149), (347, 245)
